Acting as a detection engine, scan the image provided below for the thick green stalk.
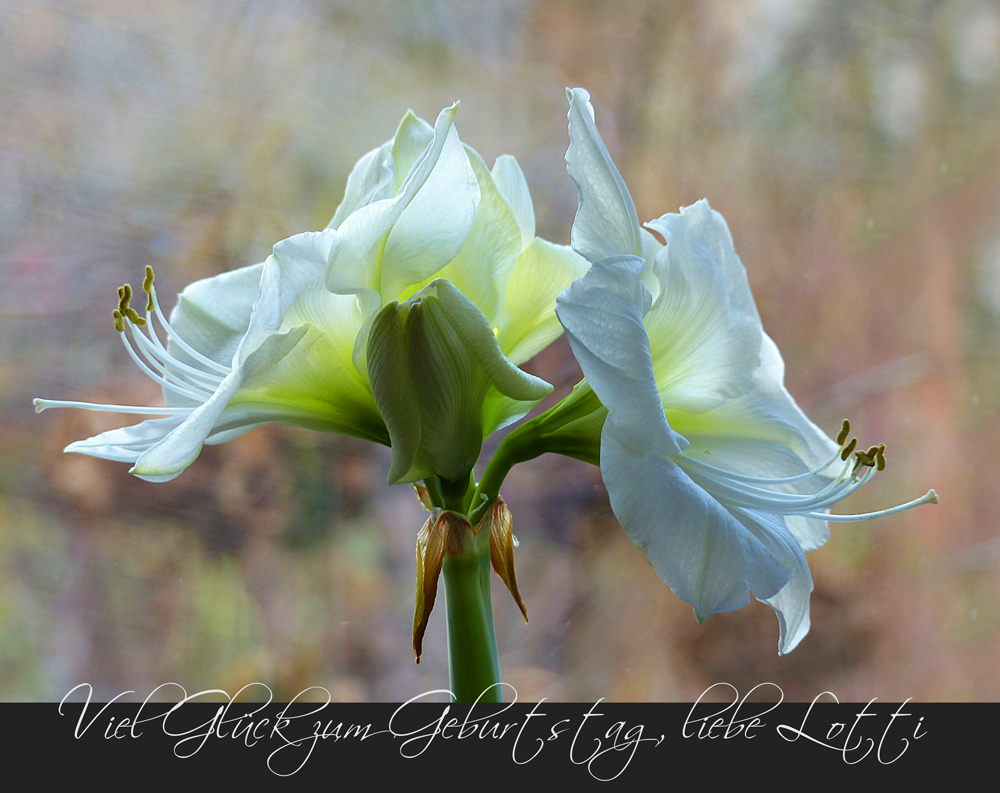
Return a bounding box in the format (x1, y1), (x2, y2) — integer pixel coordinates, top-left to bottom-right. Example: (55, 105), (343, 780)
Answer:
(427, 475), (502, 703)
(441, 521), (502, 702)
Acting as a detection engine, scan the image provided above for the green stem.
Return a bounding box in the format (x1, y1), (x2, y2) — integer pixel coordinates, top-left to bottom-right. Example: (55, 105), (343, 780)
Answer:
(441, 524), (502, 702)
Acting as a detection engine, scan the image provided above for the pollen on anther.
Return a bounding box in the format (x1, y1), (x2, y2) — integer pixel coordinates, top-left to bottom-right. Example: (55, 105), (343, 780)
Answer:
(836, 419), (851, 446)
(841, 437), (857, 461)
(853, 449), (876, 475)
(118, 283), (133, 315)
(143, 266), (155, 311)
(112, 309), (125, 333)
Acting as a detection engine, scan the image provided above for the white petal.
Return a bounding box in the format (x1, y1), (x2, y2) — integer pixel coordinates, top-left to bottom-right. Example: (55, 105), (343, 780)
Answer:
(490, 154), (535, 250)
(231, 288), (386, 443)
(555, 255), (687, 456)
(674, 434), (831, 553)
(416, 147), (522, 324)
(328, 143), (394, 229)
(379, 119), (481, 301)
(665, 332), (839, 476)
(167, 261), (265, 370)
(748, 331), (840, 469)
(495, 238), (589, 366)
(130, 327), (309, 481)
(64, 416), (186, 463)
(327, 103), (465, 294)
(643, 200), (762, 413)
(565, 87), (642, 261)
(390, 111), (435, 192)
(639, 227), (664, 302)
(731, 507), (814, 654)
(601, 428), (793, 619)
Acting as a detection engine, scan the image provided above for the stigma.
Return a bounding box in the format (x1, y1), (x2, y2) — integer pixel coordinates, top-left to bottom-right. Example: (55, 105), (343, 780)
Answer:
(674, 417), (937, 524)
(34, 266), (230, 417)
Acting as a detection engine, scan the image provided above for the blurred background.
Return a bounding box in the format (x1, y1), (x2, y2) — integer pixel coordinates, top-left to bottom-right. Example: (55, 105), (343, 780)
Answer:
(2, 0), (998, 702)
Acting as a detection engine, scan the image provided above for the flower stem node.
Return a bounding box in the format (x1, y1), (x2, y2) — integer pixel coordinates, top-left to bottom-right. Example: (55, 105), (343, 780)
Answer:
(411, 496), (528, 663)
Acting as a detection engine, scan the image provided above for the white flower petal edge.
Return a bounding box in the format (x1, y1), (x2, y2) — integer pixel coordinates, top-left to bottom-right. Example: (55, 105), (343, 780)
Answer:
(557, 87), (936, 653)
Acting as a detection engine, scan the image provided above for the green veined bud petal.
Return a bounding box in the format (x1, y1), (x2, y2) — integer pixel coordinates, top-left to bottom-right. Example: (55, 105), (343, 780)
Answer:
(368, 278), (552, 485)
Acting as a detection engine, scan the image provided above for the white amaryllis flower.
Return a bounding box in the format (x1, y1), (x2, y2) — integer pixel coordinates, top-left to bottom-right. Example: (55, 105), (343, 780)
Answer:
(36, 103), (587, 484)
(555, 88), (936, 653)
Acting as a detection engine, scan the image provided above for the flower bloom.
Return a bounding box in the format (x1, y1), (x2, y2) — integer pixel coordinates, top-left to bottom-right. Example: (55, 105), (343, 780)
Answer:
(36, 103), (587, 484)
(554, 88), (936, 653)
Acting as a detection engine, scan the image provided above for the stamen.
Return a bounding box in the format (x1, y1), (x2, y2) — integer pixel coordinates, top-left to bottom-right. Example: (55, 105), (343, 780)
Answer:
(118, 283), (133, 314)
(34, 398), (194, 415)
(114, 284), (147, 327)
(128, 324), (223, 388)
(119, 331), (214, 402)
(143, 266), (155, 312)
(852, 448), (876, 475)
(836, 419), (851, 446)
(112, 309), (125, 333)
(676, 416), (933, 528)
(147, 286), (231, 376)
(679, 448), (848, 486)
(803, 490), (938, 522)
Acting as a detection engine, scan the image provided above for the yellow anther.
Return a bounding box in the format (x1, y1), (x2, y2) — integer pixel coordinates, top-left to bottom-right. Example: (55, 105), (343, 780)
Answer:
(864, 445), (879, 459)
(112, 309), (125, 333)
(875, 446), (886, 471)
(836, 419), (851, 447)
(841, 437), (857, 461)
(124, 307), (146, 327)
(143, 266), (155, 312)
(118, 283), (133, 315)
(853, 449), (876, 475)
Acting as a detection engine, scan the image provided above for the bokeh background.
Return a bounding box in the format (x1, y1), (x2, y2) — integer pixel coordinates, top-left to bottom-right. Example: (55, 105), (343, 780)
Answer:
(2, 0), (998, 702)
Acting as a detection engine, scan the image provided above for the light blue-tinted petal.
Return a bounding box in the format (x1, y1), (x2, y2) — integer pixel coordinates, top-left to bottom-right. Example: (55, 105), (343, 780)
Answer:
(731, 507), (814, 654)
(556, 255), (686, 456)
(601, 428), (793, 619)
(565, 87), (642, 261)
